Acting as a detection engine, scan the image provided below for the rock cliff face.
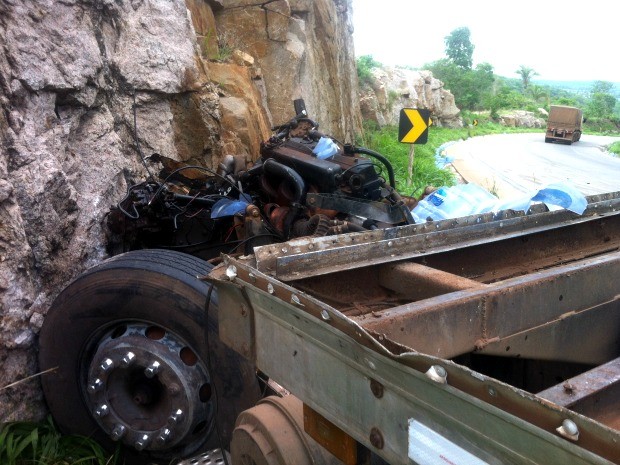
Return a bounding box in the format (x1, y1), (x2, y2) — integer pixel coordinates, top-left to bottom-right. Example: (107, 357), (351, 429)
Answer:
(360, 66), (463, 128)
(0, 0), (358, 421)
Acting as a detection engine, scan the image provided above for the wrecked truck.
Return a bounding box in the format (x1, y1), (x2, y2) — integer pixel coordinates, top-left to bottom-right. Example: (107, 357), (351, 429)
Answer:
(38, 103), (620, 464)
(545, 105), (583, 144)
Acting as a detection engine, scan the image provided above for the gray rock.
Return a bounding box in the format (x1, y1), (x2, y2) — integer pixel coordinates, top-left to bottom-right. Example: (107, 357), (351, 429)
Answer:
(499, 110), (545, 128)
(360, 66), (463, 128)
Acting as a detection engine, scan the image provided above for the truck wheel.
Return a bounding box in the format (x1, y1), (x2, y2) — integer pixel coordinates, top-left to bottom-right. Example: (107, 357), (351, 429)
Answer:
(39, 249), (262, 464)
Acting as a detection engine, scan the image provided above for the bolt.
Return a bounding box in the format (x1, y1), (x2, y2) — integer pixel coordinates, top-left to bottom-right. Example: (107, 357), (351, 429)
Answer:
(320, 309), (331, 321)
(369, 427), (384, 449)
(169, 409), (184, 424)
(557, 419), (580, 441)
(121, 352), (136, 367)
(100, 358), (114, 372)
(144, 361), (161, 378)
(87, 378), (103, 394)
(155, 428), (172, 445)
(134, 434), (150, 451)
(94, 404), (109, 418)
(110, 424), (127, 441)
(562, 419), (579, 436)
(267, 283), (275, 294)
(425, 365), (448, 384)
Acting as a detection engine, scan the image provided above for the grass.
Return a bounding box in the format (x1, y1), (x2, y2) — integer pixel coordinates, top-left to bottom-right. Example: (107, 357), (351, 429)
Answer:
(0, 417), (118, 465)
(358, 120), (542, 197)
(609, 141), (620, 157)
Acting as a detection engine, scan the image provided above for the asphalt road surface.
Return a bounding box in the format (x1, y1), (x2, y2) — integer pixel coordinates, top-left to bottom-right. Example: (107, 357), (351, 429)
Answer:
(448, 133), (620, 199)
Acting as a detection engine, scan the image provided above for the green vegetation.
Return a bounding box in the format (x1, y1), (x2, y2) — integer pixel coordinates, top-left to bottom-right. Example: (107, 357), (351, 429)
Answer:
(359, 121), (540, 197)
(356, 55), (381, 86)
(609, 141), (620, 157)
(0, 417), (117, 465)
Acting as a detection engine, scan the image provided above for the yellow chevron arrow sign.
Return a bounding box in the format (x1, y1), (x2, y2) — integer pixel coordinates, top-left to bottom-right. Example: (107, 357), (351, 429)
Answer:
(398, 108), (430, 144)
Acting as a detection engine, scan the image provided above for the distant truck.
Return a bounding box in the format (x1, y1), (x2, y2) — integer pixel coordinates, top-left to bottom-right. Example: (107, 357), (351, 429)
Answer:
(545, 105), (583, 144)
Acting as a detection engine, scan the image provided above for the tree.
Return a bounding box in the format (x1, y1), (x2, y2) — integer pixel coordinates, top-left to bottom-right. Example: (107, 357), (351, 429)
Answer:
(425, 59), (495, 110)
(444, 27), (474, 70)
(528, 84), (549, 104)
(591, 80), (614, 95)
(586, 81), (617, 118)
(516, 65), (538, 90)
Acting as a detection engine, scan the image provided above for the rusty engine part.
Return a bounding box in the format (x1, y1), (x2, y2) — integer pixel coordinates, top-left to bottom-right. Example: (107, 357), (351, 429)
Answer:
(106, 100), (415, 259)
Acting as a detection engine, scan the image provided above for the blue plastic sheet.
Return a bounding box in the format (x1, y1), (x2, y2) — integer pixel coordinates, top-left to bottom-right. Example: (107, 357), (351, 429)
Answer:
(312, 137), (339, 159)
(412, 182), (587, 223)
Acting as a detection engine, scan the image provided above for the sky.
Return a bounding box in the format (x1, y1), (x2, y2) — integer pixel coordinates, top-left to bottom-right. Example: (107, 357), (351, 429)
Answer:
(351, 0), (620, 83)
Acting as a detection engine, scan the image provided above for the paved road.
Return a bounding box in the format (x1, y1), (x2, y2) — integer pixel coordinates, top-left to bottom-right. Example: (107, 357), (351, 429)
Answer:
(448, 133), (620, 199)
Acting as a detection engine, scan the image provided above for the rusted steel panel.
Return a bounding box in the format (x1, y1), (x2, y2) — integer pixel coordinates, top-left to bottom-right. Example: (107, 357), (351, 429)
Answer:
(358, 252), (620, 362)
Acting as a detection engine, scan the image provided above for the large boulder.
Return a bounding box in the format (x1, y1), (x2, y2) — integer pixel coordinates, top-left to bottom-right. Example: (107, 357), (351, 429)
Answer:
(360, 66), (463, 128)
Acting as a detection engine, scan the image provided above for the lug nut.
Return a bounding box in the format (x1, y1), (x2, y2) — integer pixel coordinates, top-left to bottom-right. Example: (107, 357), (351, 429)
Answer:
(155, 428), (172, 445)
(144, 361), (161, 378)
(168, 409), (183, 424)
(94, 404), (109, 418)
(134, 434), (150, 451)
(121, 352), (136, 367)
(100, 358), (114, 372)
(87, 378), (103, 394)
(110, 424), (127, 441)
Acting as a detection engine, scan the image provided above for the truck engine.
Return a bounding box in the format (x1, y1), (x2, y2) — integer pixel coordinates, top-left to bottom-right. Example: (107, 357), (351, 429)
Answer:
(107, 100), (415, 259)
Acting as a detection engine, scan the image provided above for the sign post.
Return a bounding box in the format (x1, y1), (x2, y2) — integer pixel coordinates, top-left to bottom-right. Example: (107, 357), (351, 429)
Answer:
(398, 108), (431, 188)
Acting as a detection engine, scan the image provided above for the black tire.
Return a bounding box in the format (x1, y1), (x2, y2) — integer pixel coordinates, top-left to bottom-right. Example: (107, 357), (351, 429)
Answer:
(39, 249), (261, 464)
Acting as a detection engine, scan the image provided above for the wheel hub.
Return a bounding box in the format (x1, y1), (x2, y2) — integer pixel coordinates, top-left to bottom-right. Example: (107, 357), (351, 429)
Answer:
(84, 323), (214, 452)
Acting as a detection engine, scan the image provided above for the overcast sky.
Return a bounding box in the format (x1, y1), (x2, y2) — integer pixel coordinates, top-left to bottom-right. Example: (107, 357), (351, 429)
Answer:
(351, 0), (620, 83)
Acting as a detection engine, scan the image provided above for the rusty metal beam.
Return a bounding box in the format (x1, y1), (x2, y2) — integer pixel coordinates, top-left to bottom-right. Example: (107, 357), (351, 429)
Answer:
(378, 262), (485, 301)
(356, 251), (620, 364)
(254, 193), (620, 281)
(537, 357), (620, 430)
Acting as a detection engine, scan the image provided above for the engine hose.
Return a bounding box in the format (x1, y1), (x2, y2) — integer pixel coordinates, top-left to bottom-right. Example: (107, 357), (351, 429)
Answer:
(262, 158), (306, 204)
(350, 147), (396, 189)
(263, 158), (307, 238)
